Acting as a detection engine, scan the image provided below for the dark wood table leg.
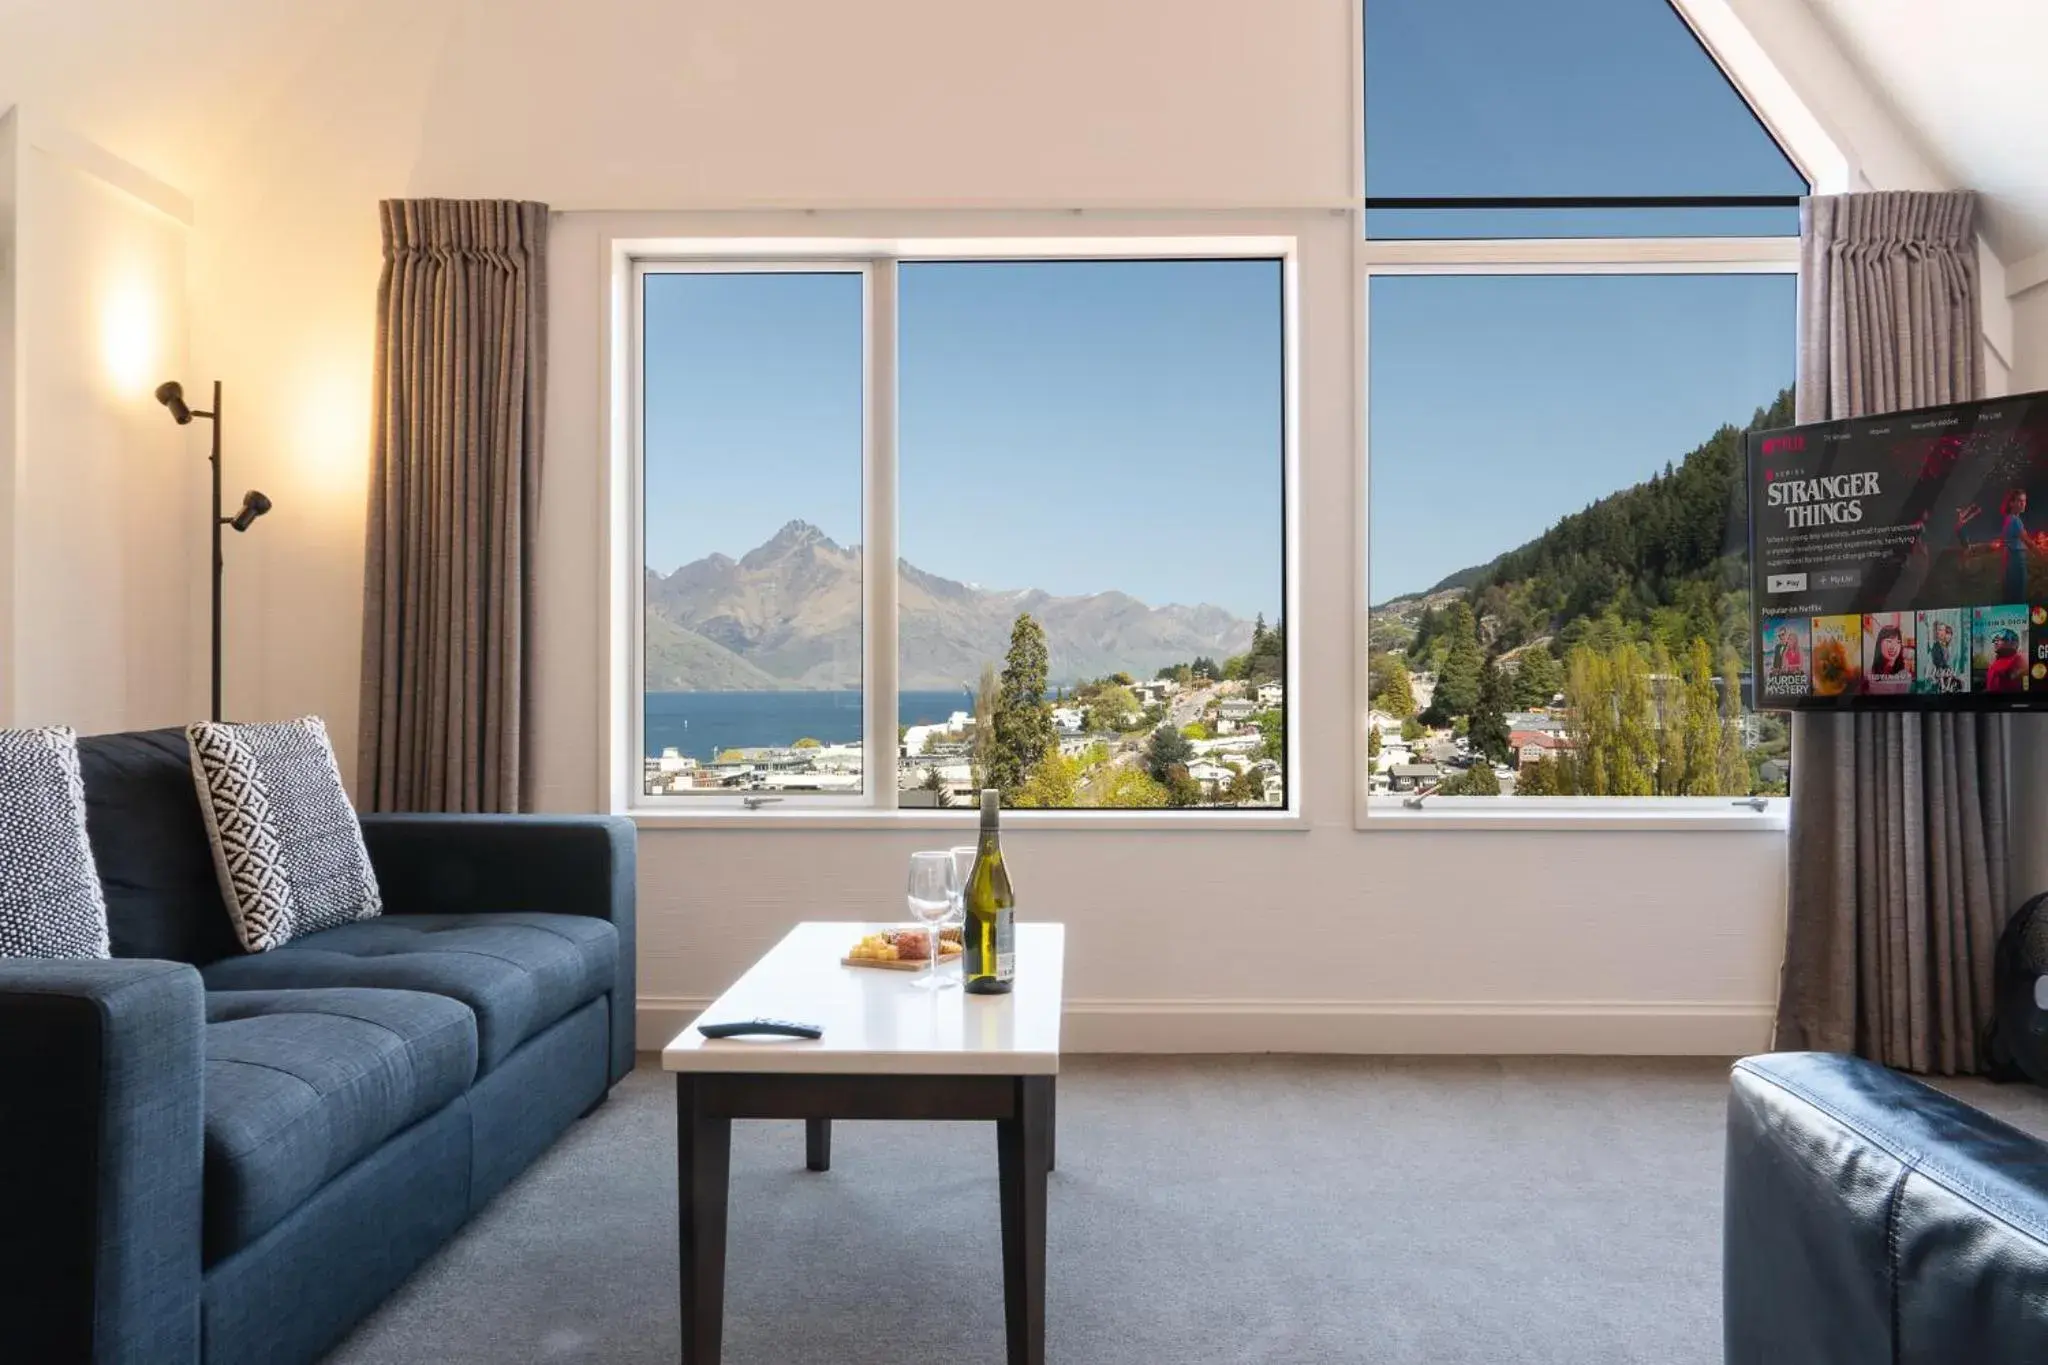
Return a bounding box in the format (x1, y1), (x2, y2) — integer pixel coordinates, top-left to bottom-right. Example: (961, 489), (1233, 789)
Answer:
(676, 1075), (732, 1365)
(806, 1117), (832, 1171)
(1047, 1078), (1056, 1173)
(997, 1075), (1052, 1365)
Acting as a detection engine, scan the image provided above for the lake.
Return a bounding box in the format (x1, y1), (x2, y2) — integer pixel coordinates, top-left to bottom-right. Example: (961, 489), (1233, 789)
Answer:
(644, 690), (975, 761)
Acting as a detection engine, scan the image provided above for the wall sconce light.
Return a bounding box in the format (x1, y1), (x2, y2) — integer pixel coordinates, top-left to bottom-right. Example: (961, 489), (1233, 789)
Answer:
(155, 380), (273, 722)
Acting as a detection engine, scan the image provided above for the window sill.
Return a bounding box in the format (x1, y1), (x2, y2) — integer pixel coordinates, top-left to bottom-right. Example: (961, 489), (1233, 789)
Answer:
(1357, 798), (1788, 833)
(625, 807), (1310, 832)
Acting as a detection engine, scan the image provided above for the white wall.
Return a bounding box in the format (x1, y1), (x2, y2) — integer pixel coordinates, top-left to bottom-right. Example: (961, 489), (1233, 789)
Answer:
(172, 0), (2000, 1052)
(0, 113), (198, 732)
(2014, 287), (2048, 393)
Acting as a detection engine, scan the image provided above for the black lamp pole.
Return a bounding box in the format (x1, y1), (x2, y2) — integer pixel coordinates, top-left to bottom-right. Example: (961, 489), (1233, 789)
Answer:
(207, 380), (223, 723)
(155, 378), (270, 723)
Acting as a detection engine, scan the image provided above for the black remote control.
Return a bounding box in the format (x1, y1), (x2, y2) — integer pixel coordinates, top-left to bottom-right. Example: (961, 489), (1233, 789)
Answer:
(697, 1017), (824, 1040)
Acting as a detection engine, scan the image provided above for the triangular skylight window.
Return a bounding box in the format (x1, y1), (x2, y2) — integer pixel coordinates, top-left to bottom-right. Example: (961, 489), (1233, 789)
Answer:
(1364, 0), (1810, 238)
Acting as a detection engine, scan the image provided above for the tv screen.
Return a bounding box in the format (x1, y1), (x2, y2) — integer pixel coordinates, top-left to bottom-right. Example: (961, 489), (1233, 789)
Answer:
(1748, 389), (2048, 711)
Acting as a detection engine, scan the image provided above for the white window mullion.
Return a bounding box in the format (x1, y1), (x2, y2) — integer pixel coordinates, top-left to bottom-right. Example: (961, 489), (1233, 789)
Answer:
(863, 259), (900, 810)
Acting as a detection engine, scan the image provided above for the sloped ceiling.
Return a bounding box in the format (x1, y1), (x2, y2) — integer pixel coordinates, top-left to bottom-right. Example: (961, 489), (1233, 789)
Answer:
(1804, 0), (2048, 266)
(2, 0), (2042, 269)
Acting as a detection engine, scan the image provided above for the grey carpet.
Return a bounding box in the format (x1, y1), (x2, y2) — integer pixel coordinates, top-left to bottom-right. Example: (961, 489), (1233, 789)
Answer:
(323, 1055), (2048, 1365)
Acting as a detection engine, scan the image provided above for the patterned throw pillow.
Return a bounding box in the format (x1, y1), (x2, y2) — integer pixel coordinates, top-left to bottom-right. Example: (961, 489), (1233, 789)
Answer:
(187, 718), (382, 953)
(0, 728), (111, 959)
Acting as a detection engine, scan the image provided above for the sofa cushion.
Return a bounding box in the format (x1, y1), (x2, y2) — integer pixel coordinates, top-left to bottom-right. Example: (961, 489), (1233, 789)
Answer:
(0, 728), (110, 959)
(186, 718), (382, 953)
(77, 729), (240, 965)
(202, 987), (477, 1262)
(201, 913), (616, 1074)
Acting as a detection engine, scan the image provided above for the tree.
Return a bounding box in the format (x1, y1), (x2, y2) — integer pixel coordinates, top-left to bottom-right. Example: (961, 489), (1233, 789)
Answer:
(1182, 721), (1211, 741)
(1191, 657), (1220, 680)
(971, 660), (998, 787)
(1086, 684), (1139, 732)
(1651, 641), (1688, 795)
(1517, 756), (1563, 796)
(1440, 762), (1500, 797)
(1220, 655), (1247, 680)
(1400, 717), (1424, 743)
(1679, 638), (1723, 796)
(1562, 642), (1655, 796)
(792, 736), (822, 749)
(1512, 647), (1562, 708)
(1163, 764), (1205, 808)
(1145, 724), (1195, 783)
(1718, 645), (1751, 796)
(1370, 653), (1417, 718)
(919, 767), (953, 808)
(1258, 708), (1284, 762)
(1367, 727), (1382, 760)
(1014, 744), (1080, 809)
(987, 615), (1055, 796)
(1247, 616), (1286, 683)
(1433, 603), (1484, 719)
(1470, 659), (1512, 766)
(715, 748), (746, 764)
(1088, 764), (1168, 808)
(1226, 766), (1266, 804)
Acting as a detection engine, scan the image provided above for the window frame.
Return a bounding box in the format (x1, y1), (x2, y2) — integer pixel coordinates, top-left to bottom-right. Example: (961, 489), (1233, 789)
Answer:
(619, 235), (1305, 829)
(1354, 235), (1801, 832)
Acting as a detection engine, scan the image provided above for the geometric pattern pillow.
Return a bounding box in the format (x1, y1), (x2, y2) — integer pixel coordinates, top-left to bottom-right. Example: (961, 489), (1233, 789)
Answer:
(0, 727), (111, 959)
(186, 717), (382, 953)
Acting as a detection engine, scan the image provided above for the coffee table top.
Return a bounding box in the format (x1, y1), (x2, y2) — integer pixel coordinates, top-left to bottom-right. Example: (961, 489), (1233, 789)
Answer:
(662, 921), (1065, 1076)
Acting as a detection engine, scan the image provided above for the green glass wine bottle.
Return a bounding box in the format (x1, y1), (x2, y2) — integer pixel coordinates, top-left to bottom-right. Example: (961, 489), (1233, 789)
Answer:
(962, 788), (1016, 995)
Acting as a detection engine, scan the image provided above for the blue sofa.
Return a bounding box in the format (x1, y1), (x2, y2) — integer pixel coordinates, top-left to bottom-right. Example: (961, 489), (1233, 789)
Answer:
(0, 729), (637, 1365)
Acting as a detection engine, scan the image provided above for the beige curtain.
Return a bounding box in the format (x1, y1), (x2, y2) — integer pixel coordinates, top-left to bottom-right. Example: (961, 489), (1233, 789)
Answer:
(359, 200), (548, 813)
(1776, 191), (2009, 1075)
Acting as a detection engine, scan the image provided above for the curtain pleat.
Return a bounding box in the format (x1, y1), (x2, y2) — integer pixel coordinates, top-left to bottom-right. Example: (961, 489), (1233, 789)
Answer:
(1775, 191), (2008, 1074)
(359, 199), (548, 813)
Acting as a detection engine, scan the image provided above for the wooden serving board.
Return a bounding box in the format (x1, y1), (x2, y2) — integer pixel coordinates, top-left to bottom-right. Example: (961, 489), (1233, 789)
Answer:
(842, 946), (964, 972)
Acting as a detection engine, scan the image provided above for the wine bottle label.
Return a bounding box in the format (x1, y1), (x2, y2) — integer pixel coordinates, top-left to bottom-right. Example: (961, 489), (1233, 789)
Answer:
(995, 909), (1015, 981)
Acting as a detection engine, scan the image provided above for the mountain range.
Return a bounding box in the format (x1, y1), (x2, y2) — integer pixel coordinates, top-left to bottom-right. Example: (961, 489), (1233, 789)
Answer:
(645, 521), (1256, 691)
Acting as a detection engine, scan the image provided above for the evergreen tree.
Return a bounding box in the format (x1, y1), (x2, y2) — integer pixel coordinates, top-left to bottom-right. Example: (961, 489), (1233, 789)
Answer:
(1367, 727), (1382, 760)
(1512, 646), (1563, 708)
(1516, 756), (1561, 796)
(1470, 658), (1513, 766)
(1144, 724), (1195, 783)
(1434, 603), (1484, 719)
(988, 614), (1055, 796)
(1441, 762), (1500, 797)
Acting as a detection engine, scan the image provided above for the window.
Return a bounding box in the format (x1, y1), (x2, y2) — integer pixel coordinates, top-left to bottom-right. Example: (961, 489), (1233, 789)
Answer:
(640, 269), (867, 799)
(1364, 0), (1806, 240)
(1361, 0), (1810, 814)
(635, 249), (1292, 814)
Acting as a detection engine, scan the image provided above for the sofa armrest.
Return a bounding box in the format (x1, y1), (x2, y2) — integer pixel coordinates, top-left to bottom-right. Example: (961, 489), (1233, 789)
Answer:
(1727, 1052), (2048, 1365)
(358, 814), (637, 1080)
(0, 959), (204, 1365)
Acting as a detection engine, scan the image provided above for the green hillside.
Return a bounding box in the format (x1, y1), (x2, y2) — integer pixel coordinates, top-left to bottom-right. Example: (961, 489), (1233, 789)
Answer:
(1406, 387), (1795, 669)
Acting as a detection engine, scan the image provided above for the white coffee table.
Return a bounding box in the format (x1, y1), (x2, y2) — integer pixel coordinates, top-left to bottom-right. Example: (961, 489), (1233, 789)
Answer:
(663, 921), (1066, 1365)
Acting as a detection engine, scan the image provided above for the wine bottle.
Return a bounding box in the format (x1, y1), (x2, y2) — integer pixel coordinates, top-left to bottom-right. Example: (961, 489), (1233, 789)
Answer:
(962, 788), (1016, 995)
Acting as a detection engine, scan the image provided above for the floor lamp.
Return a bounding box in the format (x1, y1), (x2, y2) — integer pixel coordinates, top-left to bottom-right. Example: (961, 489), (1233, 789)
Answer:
(155, 380), (272, 723)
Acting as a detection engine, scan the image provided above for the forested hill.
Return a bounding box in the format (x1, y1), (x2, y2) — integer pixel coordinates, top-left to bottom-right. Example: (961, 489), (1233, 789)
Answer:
(1410, 387), (1795, 663)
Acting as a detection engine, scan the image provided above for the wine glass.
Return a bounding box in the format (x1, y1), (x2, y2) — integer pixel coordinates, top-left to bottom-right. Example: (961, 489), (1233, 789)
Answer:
(949, 846), (977, 927)
(905, 851), (959, 992)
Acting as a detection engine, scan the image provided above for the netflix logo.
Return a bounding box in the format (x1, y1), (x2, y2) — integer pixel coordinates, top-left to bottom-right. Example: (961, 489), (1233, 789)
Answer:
(1762, 435), (1806, 455)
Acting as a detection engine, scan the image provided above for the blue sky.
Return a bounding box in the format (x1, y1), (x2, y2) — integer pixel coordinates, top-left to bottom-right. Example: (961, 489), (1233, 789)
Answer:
(643, 0), (1809, 619)
(643, 260), (1286, 621)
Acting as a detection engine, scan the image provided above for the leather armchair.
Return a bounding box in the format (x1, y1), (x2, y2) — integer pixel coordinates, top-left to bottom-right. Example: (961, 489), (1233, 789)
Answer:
(1726, 1052), (2048, 1364)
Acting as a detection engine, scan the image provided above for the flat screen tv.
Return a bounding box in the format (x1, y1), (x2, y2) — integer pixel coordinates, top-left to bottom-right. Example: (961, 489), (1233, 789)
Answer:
(1748, 388), (2048, 711)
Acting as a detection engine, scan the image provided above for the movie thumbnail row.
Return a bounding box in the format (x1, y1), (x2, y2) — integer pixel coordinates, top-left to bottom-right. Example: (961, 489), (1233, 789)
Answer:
(1759, 606), (2041, 699)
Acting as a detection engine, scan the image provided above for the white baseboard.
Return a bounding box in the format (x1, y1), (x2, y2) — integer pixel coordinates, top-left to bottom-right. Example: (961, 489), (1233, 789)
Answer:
(638, 997), (1772, 1056)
